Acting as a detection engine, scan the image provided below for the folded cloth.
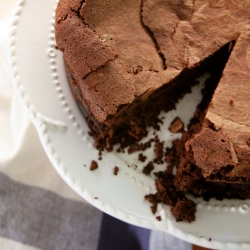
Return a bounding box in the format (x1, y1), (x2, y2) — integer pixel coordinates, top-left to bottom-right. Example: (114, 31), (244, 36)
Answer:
(0, 1), (192, 249)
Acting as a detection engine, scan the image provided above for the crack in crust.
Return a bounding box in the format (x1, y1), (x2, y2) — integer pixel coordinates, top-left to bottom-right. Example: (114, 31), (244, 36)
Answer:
(140, 0), (167, 70)
(72, 0), (87, 24)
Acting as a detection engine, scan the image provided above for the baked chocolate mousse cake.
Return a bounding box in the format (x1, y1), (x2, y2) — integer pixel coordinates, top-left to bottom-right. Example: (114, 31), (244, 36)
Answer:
(55, 0), (250, 221)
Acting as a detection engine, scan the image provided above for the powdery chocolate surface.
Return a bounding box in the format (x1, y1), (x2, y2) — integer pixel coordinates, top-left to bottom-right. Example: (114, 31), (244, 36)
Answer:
(142, 0), (250, 69)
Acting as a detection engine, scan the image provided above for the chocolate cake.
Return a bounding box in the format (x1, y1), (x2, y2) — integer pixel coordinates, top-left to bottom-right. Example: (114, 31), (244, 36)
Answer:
(55, 0), (250, 222)
(175, 33), (250, 201)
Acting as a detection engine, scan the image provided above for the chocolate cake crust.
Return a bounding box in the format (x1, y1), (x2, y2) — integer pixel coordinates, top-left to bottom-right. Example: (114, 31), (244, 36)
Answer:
(55, 0), (250, 150)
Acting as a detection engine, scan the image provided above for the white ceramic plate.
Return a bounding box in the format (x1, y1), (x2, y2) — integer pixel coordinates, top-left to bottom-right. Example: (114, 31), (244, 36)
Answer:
(10, 0), (250, 249)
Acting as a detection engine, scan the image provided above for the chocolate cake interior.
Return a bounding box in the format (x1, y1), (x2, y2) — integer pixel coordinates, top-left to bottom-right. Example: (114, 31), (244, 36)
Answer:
(174, 82), (250, 202)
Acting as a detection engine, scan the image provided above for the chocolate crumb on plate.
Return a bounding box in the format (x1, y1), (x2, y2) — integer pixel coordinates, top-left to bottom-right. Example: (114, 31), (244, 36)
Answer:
(90, 160), (98, 171)
(146, 171), (197, 222)
(153, 136), (164, 164)
(114, 166), (119, 175)
(142, 161), (154, 175)
(171, 199), (196, 223)
(156, 216), (162, 221)
(168, 117), (184, 133)
(138, 153), (147, 162)
(98, 150), (103, 160)
(127, 138), (154, 154)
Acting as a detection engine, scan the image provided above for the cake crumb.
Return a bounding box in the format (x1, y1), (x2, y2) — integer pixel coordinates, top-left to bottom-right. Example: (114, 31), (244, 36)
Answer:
(147, 172), (196, 222)
(98, 150), (103, 160)
(145, 194), (157, 214)
(114, 166), (119, 175)
(117, 147), (125, 153)
(138, 153), (147, 162)
(150, 205), (157, 214)
(127, 144), (139, 154)
(209, 238), (211, 241)
(156, 216), (162, 221)
(171, 199), (196, 222)
(127, 139), (154, 154)
(90, 160), (98, 171)
(153, 136), (164, 164)
(168, 117), (184, 133)
(142, 161), (154, 175)
(94, 197), (98, 199)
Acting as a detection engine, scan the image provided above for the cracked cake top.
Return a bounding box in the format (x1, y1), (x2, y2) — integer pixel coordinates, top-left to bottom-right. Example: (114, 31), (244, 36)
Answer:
(55, 0), (250, 124)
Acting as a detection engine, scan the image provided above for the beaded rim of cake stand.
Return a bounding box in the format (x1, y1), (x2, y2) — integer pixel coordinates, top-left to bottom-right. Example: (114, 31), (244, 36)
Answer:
(9, 0), (250, 249)
(9, 0), (160, 230)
